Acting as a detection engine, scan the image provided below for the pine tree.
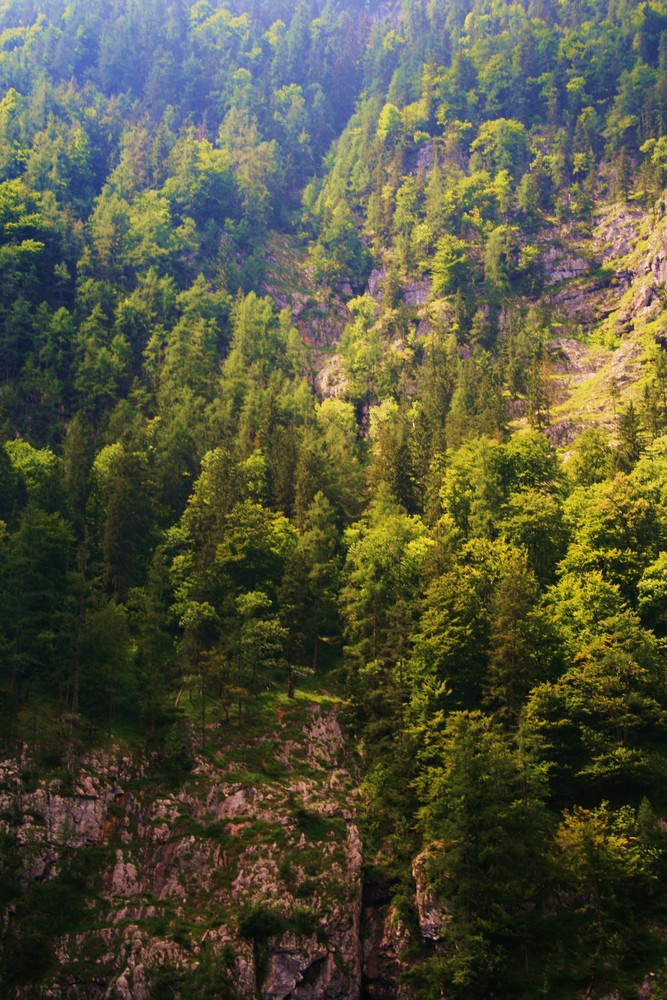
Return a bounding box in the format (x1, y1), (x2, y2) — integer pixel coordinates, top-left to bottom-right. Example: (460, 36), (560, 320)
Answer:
(616, 401), (643, 471)
(415, 711), (550, 996)
(483, 550), (546, 723)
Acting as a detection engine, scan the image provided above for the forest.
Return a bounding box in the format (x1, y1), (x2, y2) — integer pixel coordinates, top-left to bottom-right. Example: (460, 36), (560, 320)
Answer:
(3, 0), (667, 996)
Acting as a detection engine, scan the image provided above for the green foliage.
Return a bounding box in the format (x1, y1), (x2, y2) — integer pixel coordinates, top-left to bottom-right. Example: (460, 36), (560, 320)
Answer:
(430, 233), (473, 296)
(0, 503), (75, 694)
(340, 490), (431, 680)
(312, 202), (372, 290)
(149, 943), (239, 1000)
(565, 427), (615, 487)
(0, 845), (107, 991)
(3, 2), (667, 995)
(548, 801), (667, 987)
(561, 473), (661, 601)
(470, 119), (530, 179)
(414, 711), (551, 997)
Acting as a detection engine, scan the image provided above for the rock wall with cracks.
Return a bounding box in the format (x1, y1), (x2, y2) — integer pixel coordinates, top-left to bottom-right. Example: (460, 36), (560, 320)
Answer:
(0, 703), (385, 999)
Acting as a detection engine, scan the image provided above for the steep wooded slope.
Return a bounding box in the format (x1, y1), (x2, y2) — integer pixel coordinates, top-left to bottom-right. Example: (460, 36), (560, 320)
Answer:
(4, 0), (667, 998)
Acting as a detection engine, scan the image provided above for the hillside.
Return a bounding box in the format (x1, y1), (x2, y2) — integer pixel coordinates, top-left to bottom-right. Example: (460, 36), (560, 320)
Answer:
(329, 199), (667, 445)
(4, 0), (667, 997)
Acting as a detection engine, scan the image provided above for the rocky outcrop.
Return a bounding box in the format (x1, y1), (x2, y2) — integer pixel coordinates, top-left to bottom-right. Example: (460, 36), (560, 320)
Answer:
(271, 194), (663, 438)
(554, 202), (667, 342)
(0, 744), (136, 881)
(513, 202), (667, 435)
(315, 355), (348, 399)
(542, 244), (590, 285)
(402, 279), (431, 307)
(548, 271), (629, 331)
(262, 820), (362, 999)
(4, 704), (508, 1000)
(1, 704), (364, 999)
(361, 872), (414, 1000)
(412, 852), (448, 944)
(368, 267), (386, 302)
(262, 235), (351, 351)
(595, 203), (644, 262)
(367, 268), (431, 309)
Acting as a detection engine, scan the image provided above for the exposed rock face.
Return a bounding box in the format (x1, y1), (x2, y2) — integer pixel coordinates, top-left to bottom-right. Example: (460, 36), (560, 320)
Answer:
(17, 706), (653, 999)
(516, 203), (667, 435)
(544, 419), (582, 448)
(542, 243), (589, 284)
(262, 234), (351, 350)
(315, 354), (348, 399)
(0, 745), (136, 881)
(412, 852), (448, 943)
(548, 272), (627, 330)
(639, 974), (659, 998)
(368, 268), (431, 309)
(368, 267), (386, 302)
(552, 203), (667, 345)
(361, 881), (414, 1000)
(595, 203), (644, 262)
(2, 710), (482, 1000)
(1, 705), (363, 999)
(402, 279), (431, 307)
(272, 195), (663, 440)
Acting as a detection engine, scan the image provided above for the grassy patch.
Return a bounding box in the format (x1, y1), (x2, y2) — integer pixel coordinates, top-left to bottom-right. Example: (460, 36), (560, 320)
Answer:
(294, 805), (347, 842)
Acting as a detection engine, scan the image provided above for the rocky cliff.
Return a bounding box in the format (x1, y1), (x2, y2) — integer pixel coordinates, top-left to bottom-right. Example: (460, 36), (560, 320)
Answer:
(303, 199), (667, 440)
(0, 695), (440, 999)
(0, 698), (374, 998)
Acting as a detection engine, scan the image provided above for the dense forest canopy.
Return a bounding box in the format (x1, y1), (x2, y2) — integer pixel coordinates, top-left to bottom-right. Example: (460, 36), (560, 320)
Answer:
(3, 0), (667, 995)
